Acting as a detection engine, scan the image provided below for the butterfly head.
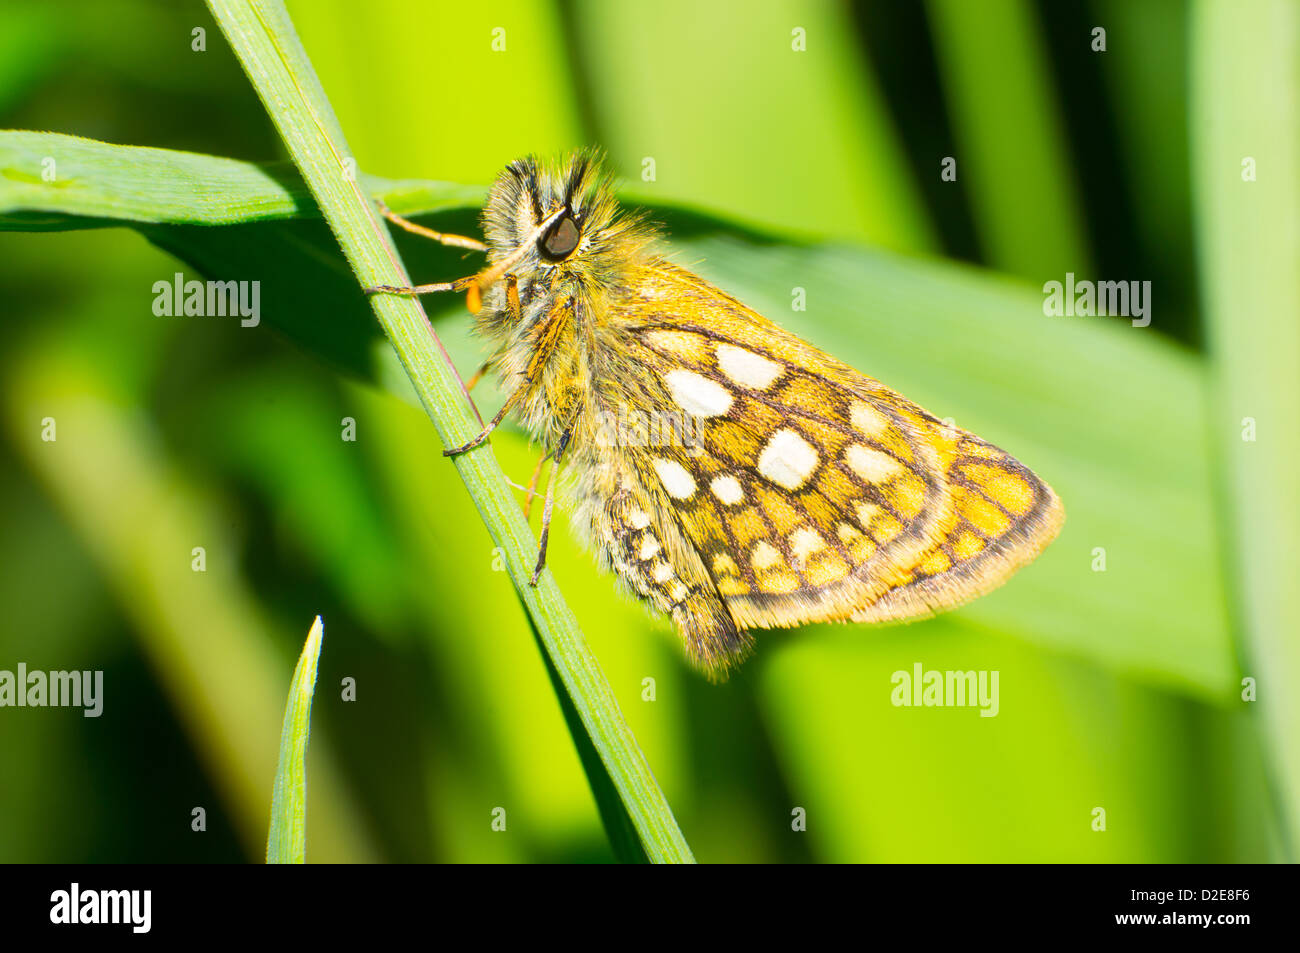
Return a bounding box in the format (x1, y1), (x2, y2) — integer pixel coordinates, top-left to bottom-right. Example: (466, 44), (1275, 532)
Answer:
(479, 149), (655, 310)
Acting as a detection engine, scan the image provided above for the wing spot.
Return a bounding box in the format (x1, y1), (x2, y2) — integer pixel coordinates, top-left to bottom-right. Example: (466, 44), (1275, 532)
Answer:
(790, 526), (827, 564)
(710, 474), (745, 506)
(850, 536), (877, 561)
(718, 577), (749, 596)
(639, 534), (661, 560)
(873, 512), (903, 541)
(844, 443), (903, 483)
(716, 343), (783, 390)
(849, 401), (891, 438)
(986, 474), (1033, 515)
(883, 472), (926, 521)
(805, 553), (850, 586)
(961, 490), (1012, 536)
(652, 457), (697, 500)
(854, 501), (882, 530)
(663, 369), (733, 418)
(751, 541), (784, 572)
(953, 530), (984, 560)
(918, 550), (953, 576)
(627, 508), (651, 530)
(757, 570), (801, 594)
(757, 428), (819, 490)
(651, 561), (673, 584)
(644, 329), (708, 362)
(839, 516), (877, 560)
(713, 553), (742, 577)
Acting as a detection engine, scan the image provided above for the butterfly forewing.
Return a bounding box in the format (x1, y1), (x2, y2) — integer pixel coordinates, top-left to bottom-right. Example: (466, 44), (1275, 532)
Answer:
(614, 264), (940, 625)
(609, 260), (1061, 636)
(851, 432), (1064, 622)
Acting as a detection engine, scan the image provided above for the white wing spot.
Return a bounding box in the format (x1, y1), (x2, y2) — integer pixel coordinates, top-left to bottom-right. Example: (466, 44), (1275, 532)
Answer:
(751, 541), (783, 572)
(845, 443), (903, 483)
(627, 508), (651, 529)
(651, 561), (673, 584)
(669, 581), (689, 603)
(652, 457), (697, 499)
(790, 526), (827, 563)
(716, 344), (783, 390)
(709, 474), (745, 506)
(758, 429), (819, 490)
(663, 369), (733, 418)
(639, 534), (661, 560)
(855, 501), (883, 530)
(849, 401), (891, 438)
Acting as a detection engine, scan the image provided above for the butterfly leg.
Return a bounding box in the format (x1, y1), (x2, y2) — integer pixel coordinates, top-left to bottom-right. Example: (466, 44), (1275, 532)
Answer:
(441, 391), (521, 456)
(374, 198), (487, 251)
(364, 252), (486, 298)
(462, 279), (526, 413)
(366, 275), (475, 297)
(529, 428), (571, 586)
(370, 209), (562, 310)
(522, 449), (549, 519)
(363, 217), (482, 297)
(465, 360), (491, 393)
(442, 282), (545, 455)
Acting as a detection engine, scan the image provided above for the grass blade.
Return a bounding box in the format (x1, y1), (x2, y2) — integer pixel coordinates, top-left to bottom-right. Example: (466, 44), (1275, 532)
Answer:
(268, 615), (324, 864)
(926, 0), (1091, 279)
(2, 343), (372, 861)
(204, 0), (694, 863)
(1191, 0), (1300, 861)
(0, 129), (484, 231)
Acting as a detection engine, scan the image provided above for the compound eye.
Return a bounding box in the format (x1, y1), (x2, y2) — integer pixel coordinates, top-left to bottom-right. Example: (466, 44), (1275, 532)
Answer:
(539, 213), (580, 260)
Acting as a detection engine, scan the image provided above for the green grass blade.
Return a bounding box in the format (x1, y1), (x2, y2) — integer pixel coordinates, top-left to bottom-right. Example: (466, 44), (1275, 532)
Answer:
(926, 0), (1092, 280)
(1191, 0), (1300, 861)
(287, 0), (582, 189)
(569, 0), (935, 249)
(1, 341), (373, 862)
(526, 615), (648, 864)
(0, 129), (484, 230)
(268, 615), (324, 864)
(203, 0), (693, 863)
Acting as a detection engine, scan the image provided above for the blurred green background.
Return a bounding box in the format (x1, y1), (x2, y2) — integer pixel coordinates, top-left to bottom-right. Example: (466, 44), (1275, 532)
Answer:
(1, 0), (1295, 863)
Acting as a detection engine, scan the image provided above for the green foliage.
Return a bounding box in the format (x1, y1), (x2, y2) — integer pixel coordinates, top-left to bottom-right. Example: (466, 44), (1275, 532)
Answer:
(0, 130), (1237, 699)
(268, 615), (324, 864)
(1191, 0), (1300, 861)
(0, 0), (1289, 864)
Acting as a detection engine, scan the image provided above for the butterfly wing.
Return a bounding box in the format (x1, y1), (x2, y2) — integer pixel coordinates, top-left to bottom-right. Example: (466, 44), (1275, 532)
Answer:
(594, 261), (1061, 654)
(851, 432), (1064, 623)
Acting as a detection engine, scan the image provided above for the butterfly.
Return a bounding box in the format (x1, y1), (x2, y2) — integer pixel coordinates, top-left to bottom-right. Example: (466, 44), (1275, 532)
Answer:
(369, 149), (1063, 680)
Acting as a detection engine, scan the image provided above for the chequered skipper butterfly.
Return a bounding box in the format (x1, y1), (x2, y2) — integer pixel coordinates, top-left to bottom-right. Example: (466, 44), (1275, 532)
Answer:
(370, 149), (1064, 680)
